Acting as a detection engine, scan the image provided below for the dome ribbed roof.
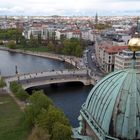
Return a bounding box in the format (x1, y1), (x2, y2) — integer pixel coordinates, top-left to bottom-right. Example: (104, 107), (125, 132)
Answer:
(83, 69), (140, 139)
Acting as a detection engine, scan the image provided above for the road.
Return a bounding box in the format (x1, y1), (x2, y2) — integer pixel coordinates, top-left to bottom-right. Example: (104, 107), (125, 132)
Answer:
(83, 45), (106, 81)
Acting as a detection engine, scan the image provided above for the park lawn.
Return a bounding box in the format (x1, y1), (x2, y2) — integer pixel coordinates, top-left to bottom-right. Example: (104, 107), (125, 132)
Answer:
(0, 94), (29, 140)
(19, 46), (49, 52)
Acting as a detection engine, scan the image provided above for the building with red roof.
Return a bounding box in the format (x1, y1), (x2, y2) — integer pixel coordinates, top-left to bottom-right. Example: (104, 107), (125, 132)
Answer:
(95, 40), (128, 72)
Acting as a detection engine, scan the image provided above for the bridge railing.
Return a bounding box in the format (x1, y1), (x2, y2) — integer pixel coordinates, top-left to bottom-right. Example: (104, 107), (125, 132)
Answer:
(5, 69), (89, 82)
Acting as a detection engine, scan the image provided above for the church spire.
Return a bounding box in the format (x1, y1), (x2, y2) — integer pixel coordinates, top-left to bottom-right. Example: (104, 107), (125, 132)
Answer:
(95, 13), (98, 24)
(137, 17), (140, 35)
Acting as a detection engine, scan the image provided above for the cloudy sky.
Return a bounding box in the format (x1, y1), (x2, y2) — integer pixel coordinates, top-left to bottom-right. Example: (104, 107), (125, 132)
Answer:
(0, 0), (140, 16)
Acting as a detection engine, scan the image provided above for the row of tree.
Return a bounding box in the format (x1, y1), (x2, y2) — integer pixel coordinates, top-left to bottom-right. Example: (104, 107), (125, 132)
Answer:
(1, 28), (86, 57)
(95, 23), (112, 30)
(47, 38), (85, 57)
(0, 28), (22, 44)
(9, 81), (73, 140)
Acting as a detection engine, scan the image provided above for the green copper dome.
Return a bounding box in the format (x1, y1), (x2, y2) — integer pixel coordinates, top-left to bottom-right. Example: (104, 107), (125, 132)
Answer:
(81, 69), (140, 140)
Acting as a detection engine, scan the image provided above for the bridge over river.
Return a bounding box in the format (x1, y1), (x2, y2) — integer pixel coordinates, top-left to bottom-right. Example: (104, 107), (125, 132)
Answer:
(5, 69), (96, 90)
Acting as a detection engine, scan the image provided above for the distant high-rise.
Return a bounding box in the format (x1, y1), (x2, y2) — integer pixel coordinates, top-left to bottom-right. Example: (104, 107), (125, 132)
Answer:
(5, 15), (7, 21)
(95, 13), (98, 24)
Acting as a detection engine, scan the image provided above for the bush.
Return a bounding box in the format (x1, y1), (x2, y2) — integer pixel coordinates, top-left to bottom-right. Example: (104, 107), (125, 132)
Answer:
(6, 40), (16, 49)
(10, 81), (29, 101)
(0, 77), (6, 88)
(28, 126), (50, 140)
(10, 81), (22, 93)
(0, 40), (3, 45)
(16, 88), (29, 101)
(52, 122), (72, 140)
(36, 105), (70, 134)
(24, 90), (72, 140)
(24, 90), (53, 127)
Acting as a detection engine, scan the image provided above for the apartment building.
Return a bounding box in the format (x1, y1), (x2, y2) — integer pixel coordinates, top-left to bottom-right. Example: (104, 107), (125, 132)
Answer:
(115, 50), (140, 70)
(95, 39), (128, 72)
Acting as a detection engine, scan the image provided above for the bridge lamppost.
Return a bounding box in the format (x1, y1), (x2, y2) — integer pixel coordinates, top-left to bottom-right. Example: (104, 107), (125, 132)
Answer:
(15, 65), (19, 82)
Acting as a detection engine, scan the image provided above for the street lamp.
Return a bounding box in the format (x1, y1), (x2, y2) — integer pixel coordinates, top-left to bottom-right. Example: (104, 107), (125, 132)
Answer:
(15, 65), (19, 82)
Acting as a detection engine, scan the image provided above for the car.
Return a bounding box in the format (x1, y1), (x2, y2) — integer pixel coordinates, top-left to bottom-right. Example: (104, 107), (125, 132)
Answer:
(84, 49), (89, 53)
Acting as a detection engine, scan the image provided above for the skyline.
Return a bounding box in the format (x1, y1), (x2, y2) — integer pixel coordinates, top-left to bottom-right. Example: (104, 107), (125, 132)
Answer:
(0, 0), (140, 16)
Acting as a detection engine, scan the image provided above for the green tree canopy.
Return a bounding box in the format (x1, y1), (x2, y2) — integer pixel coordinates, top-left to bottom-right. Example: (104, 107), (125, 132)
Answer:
(10, 81), (22, 93)
(36, 105), (70, 133)
(52, 122), (72, 140)
(95, 23), (112, 30)
(28, 33), (39, 48)
(6, 40), (16, 49)
(0, 28), (22, 41)
(47, 41), (55, 52)
(0, 77), (6, 88)
(62, 38), (84, 57)
(16, 88), (29, 101)
(25, 90), (53, 127)
(28, 127), (50, 140)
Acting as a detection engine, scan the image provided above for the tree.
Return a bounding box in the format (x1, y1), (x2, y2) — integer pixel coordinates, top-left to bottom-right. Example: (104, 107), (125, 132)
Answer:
(25, 90), (53, 127)
(47, 30), (50, 43)
(51, 122), (72, 140)
(36, 105), (70, 134)
(0, 77), (6, 90)
(75, 45), (82, 57)
(15, 28), (22, 44)
(28, 33), (38, 48)
(28, 127), (50, 140)
(20, 36), (27, 47)
(52, 31), (56, 42)
(16, 88), (29, 101)
(37, 34), (42, 45)
(62, 38), (83, 57)
(10, 81), (22, 93)
(6, 40), (16, 49)
(47, 41), (55, 52)
(95, 23), (111, 30)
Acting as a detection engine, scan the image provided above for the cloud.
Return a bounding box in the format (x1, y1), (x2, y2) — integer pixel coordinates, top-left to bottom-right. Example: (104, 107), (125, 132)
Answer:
(0, 0), (139, 16)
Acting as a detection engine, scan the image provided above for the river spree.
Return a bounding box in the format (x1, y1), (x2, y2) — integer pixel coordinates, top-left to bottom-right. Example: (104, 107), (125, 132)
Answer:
(0, 50), (93, 126)
(0, 50), (73, 76)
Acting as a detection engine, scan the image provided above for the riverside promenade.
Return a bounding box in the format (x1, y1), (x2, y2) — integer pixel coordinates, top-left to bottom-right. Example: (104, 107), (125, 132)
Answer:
(0, 46), (85, 69)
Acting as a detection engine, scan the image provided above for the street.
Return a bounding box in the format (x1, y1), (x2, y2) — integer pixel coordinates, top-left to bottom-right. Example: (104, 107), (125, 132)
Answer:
(83, 45), (106, 81)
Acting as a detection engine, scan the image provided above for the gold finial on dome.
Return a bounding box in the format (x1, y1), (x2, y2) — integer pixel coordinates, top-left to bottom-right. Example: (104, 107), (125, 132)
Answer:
(128, 32), (140, 52)
(128, 32), (140, 68)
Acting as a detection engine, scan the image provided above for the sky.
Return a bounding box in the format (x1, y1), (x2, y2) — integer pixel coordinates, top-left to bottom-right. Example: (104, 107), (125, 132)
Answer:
(0, 0), (140, 16)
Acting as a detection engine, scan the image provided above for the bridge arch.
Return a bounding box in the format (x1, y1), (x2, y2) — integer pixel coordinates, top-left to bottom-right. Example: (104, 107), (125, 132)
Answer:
(22, 78), (92, 90)
(25, 81), (85, 91)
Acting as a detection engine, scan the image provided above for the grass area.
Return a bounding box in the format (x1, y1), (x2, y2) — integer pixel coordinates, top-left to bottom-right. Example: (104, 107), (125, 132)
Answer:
(0, 94), (29, 140)
(19, 46), (49, 52)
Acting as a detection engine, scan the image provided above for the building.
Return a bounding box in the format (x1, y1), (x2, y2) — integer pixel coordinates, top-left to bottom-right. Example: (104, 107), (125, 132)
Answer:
(73, 69), (140, 140)
(115, 50), (140, 70)
(95, 40), (128, 72)
(23, 25), (56, 40)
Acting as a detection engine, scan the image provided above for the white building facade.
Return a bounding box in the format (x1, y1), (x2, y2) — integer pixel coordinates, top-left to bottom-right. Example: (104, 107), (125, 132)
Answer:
(115, 50), (140, 70)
